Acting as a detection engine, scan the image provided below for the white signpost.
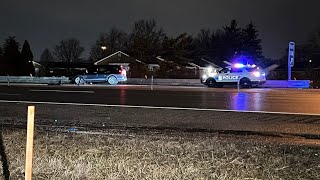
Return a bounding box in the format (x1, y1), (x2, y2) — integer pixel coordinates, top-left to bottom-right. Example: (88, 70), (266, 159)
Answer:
(288, 42), (295, 80)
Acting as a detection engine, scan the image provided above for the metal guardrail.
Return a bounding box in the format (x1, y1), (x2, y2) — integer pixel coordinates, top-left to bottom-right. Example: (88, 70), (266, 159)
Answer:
(0, 76), (71, 84)
(0, 76), (311, 88)
(262, 80), (311, 88)
(127, 78), (202, 86)
(127, 78), (311, 88)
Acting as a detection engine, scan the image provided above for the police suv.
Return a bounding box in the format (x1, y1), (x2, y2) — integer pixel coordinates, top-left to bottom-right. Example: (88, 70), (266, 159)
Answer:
(201, 63), (266, 88)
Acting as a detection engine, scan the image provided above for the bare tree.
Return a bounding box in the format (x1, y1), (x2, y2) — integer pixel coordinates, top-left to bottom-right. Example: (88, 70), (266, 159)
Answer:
(54, 38), (84, 63)
(89, 27), (128, 62)
(106, 27), (128, 53)
(40, 48), (54, 62)
(128, 19), (165, 63)
(193, 29), (213, 60)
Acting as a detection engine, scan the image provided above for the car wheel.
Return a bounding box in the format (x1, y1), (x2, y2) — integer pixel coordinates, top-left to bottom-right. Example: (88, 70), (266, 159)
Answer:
(240, 78), (252, 88)
(207, 78), (216, 88)
(74, 76), (85, 85)
(107, 76), (118, 85)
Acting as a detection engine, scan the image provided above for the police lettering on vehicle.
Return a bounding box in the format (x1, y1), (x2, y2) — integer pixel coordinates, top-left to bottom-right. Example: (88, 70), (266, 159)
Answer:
(218, 75), (239, 81)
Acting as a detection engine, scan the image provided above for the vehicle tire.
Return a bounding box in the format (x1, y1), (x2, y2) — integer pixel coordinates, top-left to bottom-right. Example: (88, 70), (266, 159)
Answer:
(74, 76), (85, 85)
(107, 75), (118, 85)
(240, 78), (252, 88)
(207, 78), (216, 88)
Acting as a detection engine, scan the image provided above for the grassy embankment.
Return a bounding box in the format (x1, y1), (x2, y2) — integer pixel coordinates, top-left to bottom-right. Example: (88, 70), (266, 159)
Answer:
(0, 129), (319, 179)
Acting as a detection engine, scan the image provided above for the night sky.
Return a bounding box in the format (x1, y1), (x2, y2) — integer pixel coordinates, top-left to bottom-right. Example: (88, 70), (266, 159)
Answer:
(1, 0), (320, 60)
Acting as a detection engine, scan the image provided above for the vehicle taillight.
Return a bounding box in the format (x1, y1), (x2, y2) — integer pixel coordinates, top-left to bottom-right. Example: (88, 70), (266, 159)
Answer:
(120, 69), (126, 76)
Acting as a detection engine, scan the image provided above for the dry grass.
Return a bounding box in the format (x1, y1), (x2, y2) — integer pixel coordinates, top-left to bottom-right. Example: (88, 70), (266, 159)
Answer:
(0, 129), (319, 180)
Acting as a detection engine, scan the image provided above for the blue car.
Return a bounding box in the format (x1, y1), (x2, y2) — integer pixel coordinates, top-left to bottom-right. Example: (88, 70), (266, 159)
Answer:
(74, 65), (127, 85)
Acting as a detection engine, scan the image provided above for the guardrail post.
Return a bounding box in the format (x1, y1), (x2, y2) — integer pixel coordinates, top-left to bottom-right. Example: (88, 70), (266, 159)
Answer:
(237, 77), (241, 90)
(151, 76), (154, 90)
(7, 75), (9, 87)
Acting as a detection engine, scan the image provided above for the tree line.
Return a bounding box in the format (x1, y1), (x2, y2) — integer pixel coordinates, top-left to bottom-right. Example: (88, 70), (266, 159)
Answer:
(0, 18), (264, 77)
(0, 37), (34, 76)
(2, 18), (320, 77)
(280, 31), (320, 68)
(0, 19), (263, 76)
(39, 19), (263, 68)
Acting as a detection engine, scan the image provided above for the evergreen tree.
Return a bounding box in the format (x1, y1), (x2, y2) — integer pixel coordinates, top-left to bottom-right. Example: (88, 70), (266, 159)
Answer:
(0, 46), (4, 75)
(309, 30), (320, 67)
(223, 20), (242, 61)
(193, 29), (212, 60)
(2, 36), (21, 75)
(161, 33), (194, 64)
(212, 29), (227, 65)
(241, 22), (263, 62)
(21, 40), (35, 75)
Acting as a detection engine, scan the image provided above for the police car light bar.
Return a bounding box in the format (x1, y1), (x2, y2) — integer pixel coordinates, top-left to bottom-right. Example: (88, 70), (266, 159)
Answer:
(234, 63), (245, 68)
(234, 63), (257, 68)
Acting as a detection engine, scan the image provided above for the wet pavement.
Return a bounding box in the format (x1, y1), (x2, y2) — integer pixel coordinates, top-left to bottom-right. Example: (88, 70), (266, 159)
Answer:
(0, 84), (320, 114)
(1, 84), (320, 142)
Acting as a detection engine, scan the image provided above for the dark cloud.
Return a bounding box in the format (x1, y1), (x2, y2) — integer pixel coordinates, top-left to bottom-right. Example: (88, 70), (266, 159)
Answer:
(1, 0), (320, 59)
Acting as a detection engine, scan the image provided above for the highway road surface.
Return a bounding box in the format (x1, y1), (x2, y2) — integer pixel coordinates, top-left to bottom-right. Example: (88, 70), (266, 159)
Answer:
(0, 84), (320, 139)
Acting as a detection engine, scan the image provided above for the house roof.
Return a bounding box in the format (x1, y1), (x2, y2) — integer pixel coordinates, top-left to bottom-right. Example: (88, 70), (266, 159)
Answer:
(155, 56), (208, 68)
(139, 56), (162, 64)
(32, 61), (45, 67)
(192, 58), (221, 68)
(94, 51), (143, 65)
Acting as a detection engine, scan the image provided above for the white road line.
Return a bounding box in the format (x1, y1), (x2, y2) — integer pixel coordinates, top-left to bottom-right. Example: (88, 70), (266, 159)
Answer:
(0, 93), (21, 96)
(0, 99), (320, 116)
(29, 89), (95, 93)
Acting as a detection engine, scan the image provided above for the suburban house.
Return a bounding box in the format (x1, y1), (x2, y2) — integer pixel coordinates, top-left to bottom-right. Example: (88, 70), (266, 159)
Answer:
(155, 56), (211, 76)
(94, 51), (144, 71)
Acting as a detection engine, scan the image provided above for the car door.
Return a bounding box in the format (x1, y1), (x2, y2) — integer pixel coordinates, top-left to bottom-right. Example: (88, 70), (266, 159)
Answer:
(84, 67), (99, 82)
(228, 68), (242, 82)
(97, 66), (109, 82)
(216, 68), (232, 82)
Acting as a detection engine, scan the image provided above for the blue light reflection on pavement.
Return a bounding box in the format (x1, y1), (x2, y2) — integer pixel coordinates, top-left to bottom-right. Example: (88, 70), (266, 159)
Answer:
(231, 92), (263, 111)
(232, 92), (249, 111)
